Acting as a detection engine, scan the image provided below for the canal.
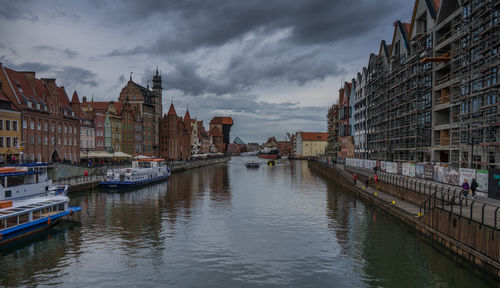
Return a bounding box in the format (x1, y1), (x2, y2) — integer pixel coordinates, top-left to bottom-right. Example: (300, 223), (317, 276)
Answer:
(0, 158), (498, 287)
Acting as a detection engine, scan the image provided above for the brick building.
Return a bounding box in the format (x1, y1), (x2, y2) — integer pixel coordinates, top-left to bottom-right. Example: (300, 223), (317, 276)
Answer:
(0, 64), (80, 163)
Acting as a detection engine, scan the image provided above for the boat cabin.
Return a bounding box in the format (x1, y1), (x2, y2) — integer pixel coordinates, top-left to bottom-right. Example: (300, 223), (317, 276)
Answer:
(132, 159), (166, 169)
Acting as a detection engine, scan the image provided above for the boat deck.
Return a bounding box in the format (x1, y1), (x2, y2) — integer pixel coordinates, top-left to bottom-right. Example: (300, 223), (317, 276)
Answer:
(0, 196), (68, 220)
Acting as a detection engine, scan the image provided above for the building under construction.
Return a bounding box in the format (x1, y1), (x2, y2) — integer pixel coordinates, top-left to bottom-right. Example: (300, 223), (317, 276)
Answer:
(325, 103), (340, 156)
(432, 0), (499, 169)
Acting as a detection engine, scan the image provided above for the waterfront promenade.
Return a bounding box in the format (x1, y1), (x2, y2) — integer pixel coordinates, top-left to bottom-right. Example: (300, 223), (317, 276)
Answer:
(309, 160), (500, 278)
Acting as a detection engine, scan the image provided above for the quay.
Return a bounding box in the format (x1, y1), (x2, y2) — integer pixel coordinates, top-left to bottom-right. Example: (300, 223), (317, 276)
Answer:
(308, 160), (500, 279)
(53, 156), (231, 192)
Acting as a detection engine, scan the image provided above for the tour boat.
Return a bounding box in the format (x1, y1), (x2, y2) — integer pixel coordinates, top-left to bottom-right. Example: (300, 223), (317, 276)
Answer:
(0, 163), (63, 201)
(0, 195), (81, 246)
(99, 158), (171, 189)
(246, 161), (260, 168)
(257, 147), (281, 160)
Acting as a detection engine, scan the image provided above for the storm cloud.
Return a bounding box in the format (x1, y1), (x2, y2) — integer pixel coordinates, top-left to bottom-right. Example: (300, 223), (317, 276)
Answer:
(0, 0), (414, 142)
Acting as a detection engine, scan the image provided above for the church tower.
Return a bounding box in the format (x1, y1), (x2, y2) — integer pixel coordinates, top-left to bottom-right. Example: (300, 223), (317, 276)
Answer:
(152, 67), (163, 156)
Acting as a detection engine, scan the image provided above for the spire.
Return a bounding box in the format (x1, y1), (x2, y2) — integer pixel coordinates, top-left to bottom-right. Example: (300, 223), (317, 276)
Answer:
(71, 91), (80, 104)
(130, 72), (133, 81)
(167, 103), (177, 116)
(184, 107), (191, 120)
(91, 92), (94, 102)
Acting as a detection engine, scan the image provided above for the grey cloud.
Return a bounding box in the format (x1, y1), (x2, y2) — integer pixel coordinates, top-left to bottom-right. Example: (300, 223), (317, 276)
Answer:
(105, 0), (407, 55)
(55, 66), (98, 87)
(33, 45), (79, 58)
(118, 74), (125, 82)
(0, 1), (39, 22)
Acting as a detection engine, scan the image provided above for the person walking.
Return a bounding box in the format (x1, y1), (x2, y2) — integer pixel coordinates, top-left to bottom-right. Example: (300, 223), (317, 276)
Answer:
(470, 178), (478, 199)
(461, 179), (470, 198)
(353, 173), (358, 185)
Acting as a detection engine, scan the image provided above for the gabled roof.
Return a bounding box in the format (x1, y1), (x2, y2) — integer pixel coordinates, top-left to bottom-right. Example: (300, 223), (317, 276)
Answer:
(409, 0), (440, 39)
(71, 91), (80, 104)
(113, 102), (123, 115)
(167, 103), (177, 115)
(390, 21), (411, 56)
(301, 132), (328, 141)
(184, 109), (191, 120)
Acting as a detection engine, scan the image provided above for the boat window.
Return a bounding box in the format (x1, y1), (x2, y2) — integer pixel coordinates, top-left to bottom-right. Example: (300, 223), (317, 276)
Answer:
(32, 209), (43, 220)
(5, 216), (17, 228)
(18, 213), (29, 225)
(57, 204), (65, 211)
(5, 190), (11, 198)
(7, 176), (24, 187)
(0, 176), (4, 188)
(0, 219), (5, 229)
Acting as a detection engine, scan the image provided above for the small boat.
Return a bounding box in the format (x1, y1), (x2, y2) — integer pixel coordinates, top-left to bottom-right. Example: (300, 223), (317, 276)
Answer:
(0, 195), (81, 246)
(257, 147), (281, 159)
(267, 160), (276, 166)
(0, 163), (55, 201)
(246, 161), (260, 168)
(99, 158), (171, 189)
(49, 185), (68, 196)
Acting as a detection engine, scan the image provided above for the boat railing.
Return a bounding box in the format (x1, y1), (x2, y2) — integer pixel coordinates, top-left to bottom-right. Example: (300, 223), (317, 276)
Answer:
(53, 175), (105, 186)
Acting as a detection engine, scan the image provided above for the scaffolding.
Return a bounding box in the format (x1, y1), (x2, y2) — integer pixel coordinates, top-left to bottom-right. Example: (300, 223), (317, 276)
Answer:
(433, 0), (500, 169)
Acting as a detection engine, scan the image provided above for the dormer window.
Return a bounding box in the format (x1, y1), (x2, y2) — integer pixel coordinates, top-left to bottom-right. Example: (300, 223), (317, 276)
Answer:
(28, 101), (32, 108)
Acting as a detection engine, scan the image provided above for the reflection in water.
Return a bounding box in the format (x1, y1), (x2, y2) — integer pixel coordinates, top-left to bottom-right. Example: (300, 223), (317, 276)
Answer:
(0, 158), (497, 287)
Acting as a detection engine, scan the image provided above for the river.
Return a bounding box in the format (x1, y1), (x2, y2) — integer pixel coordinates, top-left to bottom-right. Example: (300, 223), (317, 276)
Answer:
(0, 158), (498, 287)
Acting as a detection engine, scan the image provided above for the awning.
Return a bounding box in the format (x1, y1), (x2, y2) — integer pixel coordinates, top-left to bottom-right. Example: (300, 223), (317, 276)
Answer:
(80, 151), (114, 158)
(113, 151), (132, 158)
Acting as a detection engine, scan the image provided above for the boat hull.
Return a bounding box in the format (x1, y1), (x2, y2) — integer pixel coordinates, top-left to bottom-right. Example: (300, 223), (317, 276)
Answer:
(0, 206), (81, 246)
(258, 154), (280, 159)
(99, 173), (170, 189)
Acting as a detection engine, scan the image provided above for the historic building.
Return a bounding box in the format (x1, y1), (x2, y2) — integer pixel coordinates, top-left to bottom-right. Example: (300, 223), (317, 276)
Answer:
(209, 117), (234, 153)
(0, 64), (80, 163)
(294, 132), (328, 157)
(159, 103), (191, 161)
(0, 89), (21, 164)
(70, 92), (95, 157)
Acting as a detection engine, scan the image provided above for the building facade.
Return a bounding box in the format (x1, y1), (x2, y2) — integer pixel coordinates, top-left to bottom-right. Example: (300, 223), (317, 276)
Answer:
(0, 90), (21, 163)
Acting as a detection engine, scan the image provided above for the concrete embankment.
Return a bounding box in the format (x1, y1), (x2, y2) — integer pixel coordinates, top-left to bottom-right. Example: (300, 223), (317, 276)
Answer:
(64, 157), (231, 193)
(308, 160), (500, 279)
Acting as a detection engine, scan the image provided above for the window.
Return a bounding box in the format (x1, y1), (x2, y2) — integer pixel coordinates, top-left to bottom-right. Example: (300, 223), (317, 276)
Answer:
(12, 121), (17, 131)
(44, 136), (48, 145)
(0, 120), (3, 130)
(0, 137), (3, 147)
(69, 137), (72, 145)
(44, 123), (47, 131)
(31, 121), (34, 130)
(30, 136), (34, 145)
(37, 136), (41, 145)
(64, 126), (67, 133)
(37, 122), (41, 131)
(6, 137), (11, 147)
(13, 138), (18, 147)
(5, 120), (10, 131)
(58, 125), (61, 133)
(23, 120), (27, 129)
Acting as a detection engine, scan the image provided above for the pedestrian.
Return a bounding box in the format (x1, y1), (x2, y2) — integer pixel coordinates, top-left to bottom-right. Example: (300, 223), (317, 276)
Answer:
(374, 174), (378, 183)
(353, 173), (358, 185)
(470, 178), (478, 199)
(365, 176), (370, 187)
(461, 179), (470, 198)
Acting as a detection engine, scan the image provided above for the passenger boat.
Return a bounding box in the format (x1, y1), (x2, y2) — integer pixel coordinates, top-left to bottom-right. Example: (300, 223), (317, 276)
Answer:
(0, 195), (81, 246)
(0, 163), (61, 201)
(246, 161), (260, 168)
(99, 159), (171, 189)
(257, 147), (281, 160)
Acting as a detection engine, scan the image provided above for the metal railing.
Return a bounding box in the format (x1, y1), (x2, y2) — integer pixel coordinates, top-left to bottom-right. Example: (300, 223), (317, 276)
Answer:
(53, 175), (104, 186)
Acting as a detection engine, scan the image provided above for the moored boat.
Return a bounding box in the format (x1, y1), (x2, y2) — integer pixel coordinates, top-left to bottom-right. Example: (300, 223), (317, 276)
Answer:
(99, 158), (171, 189)
(0, 163), (59, 201)
(0, 195), (81, 246)
(257, 147), (281, 159)
(246, 161), (260, 168)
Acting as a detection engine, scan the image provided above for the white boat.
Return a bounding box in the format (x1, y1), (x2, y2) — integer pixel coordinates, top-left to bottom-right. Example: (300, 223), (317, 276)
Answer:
(99, 159), (171, 189)
(0, 164), (60, 201)
(0, 195), (81, 246)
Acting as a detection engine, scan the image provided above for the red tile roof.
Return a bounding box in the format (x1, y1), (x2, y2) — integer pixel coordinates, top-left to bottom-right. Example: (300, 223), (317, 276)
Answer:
(301, 132), (328, 141)
(84, 101), (111, 111)
(210, 116), (233, 125)
(184, 109), (191, 120)
(113, 102), (123, 115)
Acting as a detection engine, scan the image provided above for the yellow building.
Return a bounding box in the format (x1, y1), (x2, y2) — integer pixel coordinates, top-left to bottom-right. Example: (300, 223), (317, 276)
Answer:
(0, 92), (21, 163)
(294, 132), (328, 157)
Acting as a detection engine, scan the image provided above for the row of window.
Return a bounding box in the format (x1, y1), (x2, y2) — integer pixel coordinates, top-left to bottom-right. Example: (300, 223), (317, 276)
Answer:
(0, 120), (18, 131)
(0, 137), (19, 148)
(24, 119), (78, 135)
(29, 136), (77, 146)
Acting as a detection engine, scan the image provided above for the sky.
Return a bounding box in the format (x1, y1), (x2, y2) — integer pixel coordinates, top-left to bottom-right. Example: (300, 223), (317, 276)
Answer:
(0, 0), (414, 143)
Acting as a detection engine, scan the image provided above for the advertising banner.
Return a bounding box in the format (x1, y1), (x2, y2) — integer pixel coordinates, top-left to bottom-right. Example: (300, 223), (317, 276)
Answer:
(459, 168), (476, 188)
(424, 164), (434, 180)
(443, 166), (460, 185)
(434, 166), (445, 182)
(476, 169), (489, 192)
(416, 164), (425, 178)
(381, 161), (386, 172)
(402, 163), (416, 177)
(488, 168), (500, 199)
